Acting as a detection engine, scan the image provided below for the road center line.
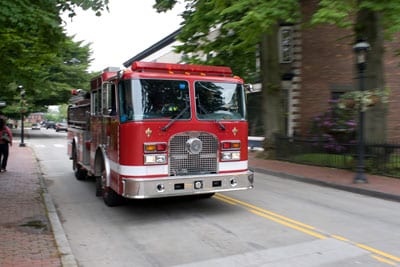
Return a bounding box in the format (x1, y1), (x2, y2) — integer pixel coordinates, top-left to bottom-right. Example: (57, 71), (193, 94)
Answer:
(214, 193), (400, 264)
(249, 209), (327, 239)
(330, 234), (349, 242)
(371, 255), (397, 266)
(213, 194), (238, 205)
(356, 243), (400, 262)
(215, 193), (316, 230)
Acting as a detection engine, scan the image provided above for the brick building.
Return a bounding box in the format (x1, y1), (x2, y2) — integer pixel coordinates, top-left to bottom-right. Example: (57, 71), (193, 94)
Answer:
(27, 112), (45, 124)
(124, 0), (400, 141)
(296, 0), (400, 141)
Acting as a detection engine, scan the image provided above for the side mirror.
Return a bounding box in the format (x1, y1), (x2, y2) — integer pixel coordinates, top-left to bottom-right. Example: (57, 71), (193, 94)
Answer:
(244, 84), (254, 92)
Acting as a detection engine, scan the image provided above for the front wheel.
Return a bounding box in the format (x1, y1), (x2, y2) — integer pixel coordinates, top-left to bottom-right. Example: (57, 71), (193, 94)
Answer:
(95, 176), (102, 197)
(96, 165), (123, 207)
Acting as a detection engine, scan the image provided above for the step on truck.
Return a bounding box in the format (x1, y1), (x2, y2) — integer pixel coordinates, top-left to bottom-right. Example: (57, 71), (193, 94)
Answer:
(67, 61), (254, 206)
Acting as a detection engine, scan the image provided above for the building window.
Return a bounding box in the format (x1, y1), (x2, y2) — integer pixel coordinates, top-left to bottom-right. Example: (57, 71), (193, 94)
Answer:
(279, 26), (294, 63)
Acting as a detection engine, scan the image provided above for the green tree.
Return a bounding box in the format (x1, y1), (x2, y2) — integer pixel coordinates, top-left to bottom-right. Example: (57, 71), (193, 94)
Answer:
(153, 0), (301, 147)
(154, 0), (400, 144)
(0, 0), (108, 118)
(59, 104), (69, 121)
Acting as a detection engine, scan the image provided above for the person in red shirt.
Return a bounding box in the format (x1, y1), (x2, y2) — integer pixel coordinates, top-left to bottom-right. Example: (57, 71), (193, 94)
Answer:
(0, 117), (12, 172)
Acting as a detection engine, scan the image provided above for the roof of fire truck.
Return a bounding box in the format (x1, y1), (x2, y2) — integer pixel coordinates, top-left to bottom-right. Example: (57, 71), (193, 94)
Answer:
(131, 61), (232, 76)
(100, 61), (243, 83)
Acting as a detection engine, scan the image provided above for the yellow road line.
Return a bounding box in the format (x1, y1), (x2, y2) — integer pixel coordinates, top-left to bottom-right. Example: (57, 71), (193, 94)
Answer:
(357, 243), (400, 262)
(215, 193), (400, 264)
(249, 209), (327, 239)
(371, 255), (397, 266)
(331, 234), (349, 242)
(213, 195), (238, 205)
(215, 193), (315, 230)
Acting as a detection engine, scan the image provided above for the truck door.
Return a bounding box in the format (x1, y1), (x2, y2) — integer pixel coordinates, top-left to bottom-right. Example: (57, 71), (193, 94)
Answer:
(83, 108), (91, 165)
(101, 82), (118, 161)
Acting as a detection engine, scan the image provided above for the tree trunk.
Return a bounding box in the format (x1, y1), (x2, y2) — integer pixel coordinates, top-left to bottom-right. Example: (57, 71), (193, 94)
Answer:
(259, 25), (283, 150)
(355, 9), (387, 143)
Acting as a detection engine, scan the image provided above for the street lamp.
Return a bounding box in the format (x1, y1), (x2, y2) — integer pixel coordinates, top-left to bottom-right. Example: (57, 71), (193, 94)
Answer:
(17, 85), (26, 147)
(64, 57), (81, 65)
(353, 40), (370, 183)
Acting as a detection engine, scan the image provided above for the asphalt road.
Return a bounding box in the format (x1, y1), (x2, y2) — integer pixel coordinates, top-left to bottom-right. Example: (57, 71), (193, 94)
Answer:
(25, 129), (400, 267)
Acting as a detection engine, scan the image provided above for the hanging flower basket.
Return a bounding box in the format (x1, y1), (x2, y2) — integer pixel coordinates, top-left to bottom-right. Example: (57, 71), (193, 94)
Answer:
(338, 88), (389, 111)
(342, 99), (356, 109)
(367, 94), (380, 107)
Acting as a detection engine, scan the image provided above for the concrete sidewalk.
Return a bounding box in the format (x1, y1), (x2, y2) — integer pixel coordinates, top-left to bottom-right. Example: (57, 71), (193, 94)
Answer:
(1, 142), (399, 267)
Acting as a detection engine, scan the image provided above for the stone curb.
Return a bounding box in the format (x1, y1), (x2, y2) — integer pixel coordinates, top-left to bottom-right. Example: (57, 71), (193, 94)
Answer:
(33, 148), (78, 267)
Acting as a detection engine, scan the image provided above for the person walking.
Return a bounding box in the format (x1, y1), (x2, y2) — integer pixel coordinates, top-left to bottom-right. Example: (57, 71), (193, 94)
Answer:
(0, 117), (12, 172)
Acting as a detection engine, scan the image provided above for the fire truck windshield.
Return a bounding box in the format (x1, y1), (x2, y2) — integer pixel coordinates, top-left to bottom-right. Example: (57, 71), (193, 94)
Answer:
(195, 81), (246, 120)
(119, 79), (190, 122)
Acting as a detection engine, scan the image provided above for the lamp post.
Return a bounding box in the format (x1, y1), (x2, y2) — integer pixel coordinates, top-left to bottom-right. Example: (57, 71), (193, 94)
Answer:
(17, 85), (26, 147)
(353, 40), (370, 184)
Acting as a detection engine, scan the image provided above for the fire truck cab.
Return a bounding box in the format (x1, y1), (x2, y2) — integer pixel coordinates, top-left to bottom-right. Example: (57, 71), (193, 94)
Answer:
(68, 61), (254, 206)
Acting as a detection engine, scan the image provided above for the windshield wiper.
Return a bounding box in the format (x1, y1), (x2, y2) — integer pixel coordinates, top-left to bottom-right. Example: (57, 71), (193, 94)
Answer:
(161, 105), (190, 131)
(216, 120), (226, 130)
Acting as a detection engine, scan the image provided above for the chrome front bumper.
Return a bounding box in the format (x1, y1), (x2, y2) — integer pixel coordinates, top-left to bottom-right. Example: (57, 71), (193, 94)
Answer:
(122, 170), (254, 199)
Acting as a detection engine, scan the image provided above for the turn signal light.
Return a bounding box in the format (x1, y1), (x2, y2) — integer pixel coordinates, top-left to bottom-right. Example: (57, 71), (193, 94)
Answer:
(144, 143), (167, 153)
(221, 141), (241, 150)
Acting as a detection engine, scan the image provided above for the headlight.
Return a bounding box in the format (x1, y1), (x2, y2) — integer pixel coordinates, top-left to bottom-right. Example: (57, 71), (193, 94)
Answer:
(186, 138), (203, 154)
(144, 154), (167, 164)
(231, 152), (240, 160)
(221, 152), (240, 161)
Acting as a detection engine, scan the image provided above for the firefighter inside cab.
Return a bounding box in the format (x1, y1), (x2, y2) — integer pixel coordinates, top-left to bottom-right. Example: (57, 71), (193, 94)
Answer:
(68, 62), (254, 206)
(119, 79), (190, 122)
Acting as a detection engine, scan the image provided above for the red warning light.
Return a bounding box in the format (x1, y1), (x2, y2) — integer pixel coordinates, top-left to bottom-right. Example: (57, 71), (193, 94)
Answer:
(131, 61), (233, 77)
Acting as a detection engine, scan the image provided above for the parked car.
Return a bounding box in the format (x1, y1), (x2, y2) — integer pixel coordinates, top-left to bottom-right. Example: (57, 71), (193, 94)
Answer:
(31, 123), (41, 130)
(55, 122), (67, 132)
(46, 121), (56, 129)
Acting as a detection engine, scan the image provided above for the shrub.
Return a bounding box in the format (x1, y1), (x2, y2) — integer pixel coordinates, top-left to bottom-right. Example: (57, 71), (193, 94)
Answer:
(310, 100), (357, 153)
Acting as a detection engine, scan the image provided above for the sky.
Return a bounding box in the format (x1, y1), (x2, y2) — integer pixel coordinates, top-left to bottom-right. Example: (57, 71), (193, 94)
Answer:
(63, 1), (184, 72)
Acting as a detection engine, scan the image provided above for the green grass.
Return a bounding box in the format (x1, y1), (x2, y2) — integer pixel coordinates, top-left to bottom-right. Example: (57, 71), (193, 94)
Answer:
(290, 153), (354, 169)
(287, 153), (400, 178)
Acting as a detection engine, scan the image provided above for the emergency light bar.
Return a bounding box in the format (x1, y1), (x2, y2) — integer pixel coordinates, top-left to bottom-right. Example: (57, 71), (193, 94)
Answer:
(131, 61), (233, 77)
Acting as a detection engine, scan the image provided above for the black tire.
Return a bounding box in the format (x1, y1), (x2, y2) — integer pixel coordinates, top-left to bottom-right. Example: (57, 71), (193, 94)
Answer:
(75, 168), (87, 181)
(98, 165), (123, 206)
(95, 176), (102, 197)
(72, 147), (86, 180)
(103, 187), (124, 207)
(72, 145), (78, 171)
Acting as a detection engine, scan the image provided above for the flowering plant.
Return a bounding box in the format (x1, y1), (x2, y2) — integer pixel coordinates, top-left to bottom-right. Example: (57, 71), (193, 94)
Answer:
(338, 88), (389, 111)
(310, 100), (357, 152)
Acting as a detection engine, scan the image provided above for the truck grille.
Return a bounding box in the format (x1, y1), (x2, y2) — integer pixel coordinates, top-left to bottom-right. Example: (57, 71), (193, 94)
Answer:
(169, 133), (218, 176)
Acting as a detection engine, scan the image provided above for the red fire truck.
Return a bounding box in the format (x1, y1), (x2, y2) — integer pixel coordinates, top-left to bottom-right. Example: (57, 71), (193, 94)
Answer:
(67, 61), (254, 206)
